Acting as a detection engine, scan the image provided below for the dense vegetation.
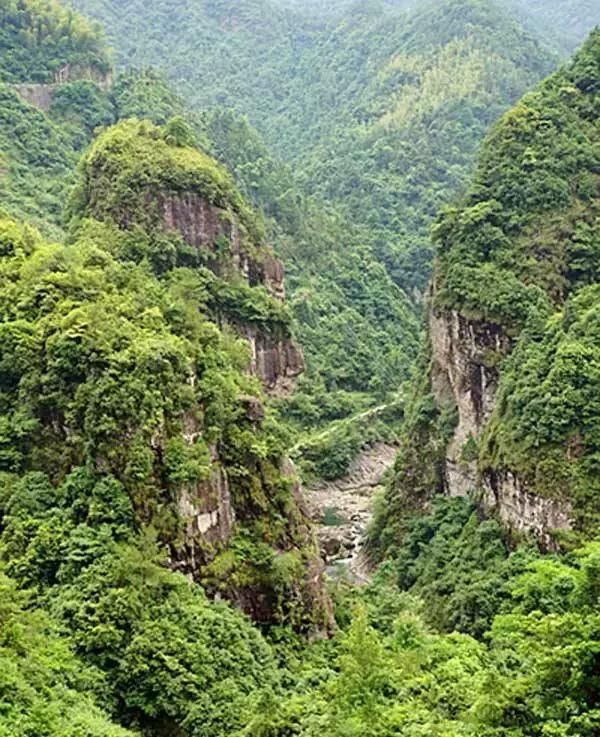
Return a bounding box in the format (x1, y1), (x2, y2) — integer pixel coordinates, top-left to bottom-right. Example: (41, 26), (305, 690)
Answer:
(0, 70), (184, 237)
(373, 25), (600, 551)
(510, 0), (600, 53)
(252, 499), (600, 736)
(0, 0), (110, 83)
(439, 29), (600, 530)
(0, 1), (599, 735)
(66, 0), (586, 439)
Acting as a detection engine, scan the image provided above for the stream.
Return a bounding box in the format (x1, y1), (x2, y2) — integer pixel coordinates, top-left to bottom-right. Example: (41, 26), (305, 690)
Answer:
(306, 443), (398, 582)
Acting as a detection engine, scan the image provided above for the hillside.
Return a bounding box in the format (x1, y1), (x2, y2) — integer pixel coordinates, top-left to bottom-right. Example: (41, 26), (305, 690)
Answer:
(510, 0), (600, 53)
(372, 27), (600, 553)
(0, 0), (110, 83)
(291, 0), (558, 294)
(0, 120), (331, 734)
(64, 0), (566, 441)
(1, 1), (600, 736)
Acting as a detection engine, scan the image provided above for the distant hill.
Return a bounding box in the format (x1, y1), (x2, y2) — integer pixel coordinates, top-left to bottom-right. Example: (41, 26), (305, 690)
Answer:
(62, 0), (561, 437)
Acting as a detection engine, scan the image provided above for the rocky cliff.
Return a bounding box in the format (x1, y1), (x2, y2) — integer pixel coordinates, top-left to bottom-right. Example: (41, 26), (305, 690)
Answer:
(429, 304), (511, 498)
(61, 120), (331, 632)
(72, 119), (304, 395)
(153, 189), (305, 393)
(375, 31), (600, 551)
(429, 301), (574, 548)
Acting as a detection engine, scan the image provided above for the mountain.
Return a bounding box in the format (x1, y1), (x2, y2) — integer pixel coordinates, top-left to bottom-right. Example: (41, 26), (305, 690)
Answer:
(0, 0), (111, 231)
(0, 108), (334, 625)
(1, 1), (600, 736)
(509, 0), (600, 52)
(371, 27), (600, 553)
(0, 0), (110, 83)
(64, 0), (563, 450)
(290, 0), (558, 294)
(0, 4), (334, 732)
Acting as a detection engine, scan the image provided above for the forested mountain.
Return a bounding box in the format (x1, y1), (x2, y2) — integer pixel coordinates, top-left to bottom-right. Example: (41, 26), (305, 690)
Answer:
(64, 0), (571, 452)
(1, 0), (599, 735)
(0, 0), (110, 83)
(372, 28), (600, 551)
(509, 0), (600, 52)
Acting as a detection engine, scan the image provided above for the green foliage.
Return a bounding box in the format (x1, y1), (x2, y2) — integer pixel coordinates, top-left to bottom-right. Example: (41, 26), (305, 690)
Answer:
(391, 497), (539, 636)
(0, 83), (78, 232)
(49, 542), (280, 737)
(509, 0), (600, 53)
(246, 512), (600, 737)
(65, 0), (564, 445)
(0, 570), (136, 736)
(111, 68), (186, 125)
(481, 283), (600, 531)
(368, 343), (458, 555)
(1, 4), (599, 737)
(49, 79), (115, 139)
(0, 0), (110, 83)
(68, 118), (261, 238)
(435, 30), (600, 313)
(425, 29), (600, 532)
(203, 108), (420, 431)
(292, 400), (403, 481)
(0, 207), (314, 624)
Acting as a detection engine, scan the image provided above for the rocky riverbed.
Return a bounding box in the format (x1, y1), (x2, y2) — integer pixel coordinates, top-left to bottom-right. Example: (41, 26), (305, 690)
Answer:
(306, 443), (398, 581)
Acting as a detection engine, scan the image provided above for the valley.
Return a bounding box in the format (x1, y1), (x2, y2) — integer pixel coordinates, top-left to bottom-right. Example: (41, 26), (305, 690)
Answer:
(0, 0), (599, 735)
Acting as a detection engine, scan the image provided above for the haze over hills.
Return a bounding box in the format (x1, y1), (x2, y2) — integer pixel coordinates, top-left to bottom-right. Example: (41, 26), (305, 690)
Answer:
(63, 0), (575, 452)
(0, 0), (599, 735)
(509, 0), (600, 52)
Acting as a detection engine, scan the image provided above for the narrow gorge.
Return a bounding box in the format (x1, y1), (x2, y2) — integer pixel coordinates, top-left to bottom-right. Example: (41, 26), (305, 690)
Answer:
(1, 1), (599, 736)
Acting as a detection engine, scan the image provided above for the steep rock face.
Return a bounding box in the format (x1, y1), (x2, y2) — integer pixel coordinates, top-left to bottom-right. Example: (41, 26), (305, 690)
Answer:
(429, 303), (574, 543)
(156, 202), (323, 627)
(482, 470), (573, 550)
(416, 33), (600, 545)
(74, 120), (304, 395)
(156, 190), (285, 297)
(155, 190), (304, 392)
(12, 83), (56, 112)
(241, 324), (305, 394)
(374, 30), (600, 554)
(430, 306), (510, 497)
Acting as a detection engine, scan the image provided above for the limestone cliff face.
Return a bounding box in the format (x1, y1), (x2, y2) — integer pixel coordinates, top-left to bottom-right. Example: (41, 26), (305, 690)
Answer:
(429, 301), (574, 546)
(154, 191), (323, 626)
(154, 189), (305, 394)
(481, 470), (573, 550)
(430, 306), (510, 497)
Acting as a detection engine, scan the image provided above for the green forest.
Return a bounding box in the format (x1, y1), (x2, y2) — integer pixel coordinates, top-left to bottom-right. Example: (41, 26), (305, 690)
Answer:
(0, 0), (599, 735)
(65, 0), (560, 437)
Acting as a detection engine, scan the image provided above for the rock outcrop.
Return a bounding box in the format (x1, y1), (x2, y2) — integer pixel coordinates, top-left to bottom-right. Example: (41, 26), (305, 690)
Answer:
(13, 64), (112, 112)
(429, 302), (574, 544)
(155, 189), (305, 393)
(75, 120), (305, 396)
(430, 306), (510, 497)
(482, 470), (573, 550)
(68, 121), (330, 633)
